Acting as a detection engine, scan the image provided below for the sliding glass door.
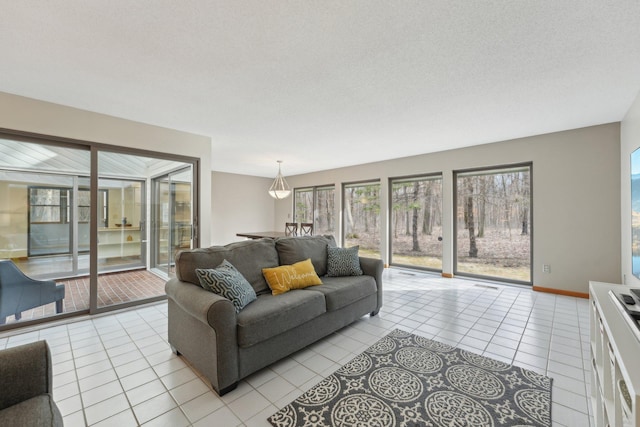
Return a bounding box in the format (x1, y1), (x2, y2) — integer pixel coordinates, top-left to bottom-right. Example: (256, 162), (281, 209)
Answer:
(96, 178), (145, 269)
(152, 167), (193, 276)
(0, 134), (199, 326)
(0, 139), (90, 323)
(96, 153), (195, 309)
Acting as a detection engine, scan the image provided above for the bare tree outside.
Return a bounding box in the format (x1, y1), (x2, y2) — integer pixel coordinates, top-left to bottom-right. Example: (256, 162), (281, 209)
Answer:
(456, 166), (531, 282)
(294, 188), (313, 223)
(390, 176), (443, 270)
(343, 182), (381, 259)
(295, 167), (530, 282)
(314, 186), (334, 235)
(465, 176), (478, 258)
(294, 186), (335, 236)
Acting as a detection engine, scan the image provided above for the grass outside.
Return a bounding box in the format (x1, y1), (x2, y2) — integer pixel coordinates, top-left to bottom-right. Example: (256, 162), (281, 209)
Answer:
(392, 255), (530, 282)
(357, 250), (530, 282)
(349, 227), (531, 282)
(391, 254), (442, 270)
(455, 261), (530, 282)
(358, 247), (381, 259)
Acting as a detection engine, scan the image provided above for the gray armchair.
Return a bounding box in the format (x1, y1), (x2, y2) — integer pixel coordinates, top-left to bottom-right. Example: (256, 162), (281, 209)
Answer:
(0, 340), (63, 426)
(0, 260), (65, 324)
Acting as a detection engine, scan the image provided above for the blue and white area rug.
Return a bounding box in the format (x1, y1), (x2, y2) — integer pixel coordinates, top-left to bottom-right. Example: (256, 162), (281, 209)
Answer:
(268, 329), (552, 427)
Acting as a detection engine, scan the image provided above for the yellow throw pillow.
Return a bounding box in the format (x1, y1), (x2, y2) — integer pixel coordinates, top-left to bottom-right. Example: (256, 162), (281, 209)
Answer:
(262, 258), (322, 295)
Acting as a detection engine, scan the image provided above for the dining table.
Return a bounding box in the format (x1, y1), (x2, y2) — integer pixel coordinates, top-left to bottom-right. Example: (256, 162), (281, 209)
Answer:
(236, 231), (287, 239)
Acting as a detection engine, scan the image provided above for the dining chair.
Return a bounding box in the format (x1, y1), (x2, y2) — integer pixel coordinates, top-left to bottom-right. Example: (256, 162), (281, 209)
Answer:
(285, 222), (298, 236)
(300, 222), (314, 236)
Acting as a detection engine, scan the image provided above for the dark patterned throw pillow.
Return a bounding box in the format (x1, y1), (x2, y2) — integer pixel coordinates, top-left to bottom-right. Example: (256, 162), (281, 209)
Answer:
(196, 260), (257, 313)
(327, 245), (363, 277)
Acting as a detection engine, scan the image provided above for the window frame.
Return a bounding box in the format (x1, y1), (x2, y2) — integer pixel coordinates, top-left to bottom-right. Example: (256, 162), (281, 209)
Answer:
(342, 179), (381, 255)
(0, 127), (201, 330)
(293, 184), (335, 235)
(388, 172), (444, 272)
(28, 186), (65, 224)
(453, 162), (533, 285)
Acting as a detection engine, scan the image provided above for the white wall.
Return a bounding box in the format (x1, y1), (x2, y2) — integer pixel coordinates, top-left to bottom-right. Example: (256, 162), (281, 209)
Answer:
(273, 123), (621, 294)
(210, 171), (275, 245)
(621, 90), (640, 286)
(0, 92), (213, 246)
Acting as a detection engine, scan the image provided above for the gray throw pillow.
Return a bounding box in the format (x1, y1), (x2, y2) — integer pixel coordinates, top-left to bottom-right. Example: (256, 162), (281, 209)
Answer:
(196, 260), (257, 313)
(327, 246), (363, 277)
(275, 235), (336, 276)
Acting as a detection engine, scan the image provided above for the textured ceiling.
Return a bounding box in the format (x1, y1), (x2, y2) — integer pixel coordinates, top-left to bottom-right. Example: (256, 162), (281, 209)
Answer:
(2, 1), (640, 178)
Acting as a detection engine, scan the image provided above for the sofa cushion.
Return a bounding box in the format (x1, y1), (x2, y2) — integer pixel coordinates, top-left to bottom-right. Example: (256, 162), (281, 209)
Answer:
(175, 238), (278, 295)
(304, 275), (377, 312)
(327, 246), (363, 277)
(237, 290), (326, 348)
(262, 258), (323, 295)
(196, 260), (257, 313)
(0, 394), (63, 427)
(275, 235), (337, 276)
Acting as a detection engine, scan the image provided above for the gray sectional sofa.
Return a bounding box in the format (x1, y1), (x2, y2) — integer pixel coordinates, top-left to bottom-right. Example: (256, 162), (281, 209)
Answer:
(165, 235), (383, 396)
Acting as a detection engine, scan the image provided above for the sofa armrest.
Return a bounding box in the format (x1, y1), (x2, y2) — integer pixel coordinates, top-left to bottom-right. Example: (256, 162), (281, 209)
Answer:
(165, 278), (240, 394)
(165, 278), (237, 329)
(0, 340), (52, 411)
(359, 257), (384, 314)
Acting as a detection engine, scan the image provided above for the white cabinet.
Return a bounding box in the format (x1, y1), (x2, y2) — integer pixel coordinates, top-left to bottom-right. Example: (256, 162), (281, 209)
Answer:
(590, 281), (640, 426)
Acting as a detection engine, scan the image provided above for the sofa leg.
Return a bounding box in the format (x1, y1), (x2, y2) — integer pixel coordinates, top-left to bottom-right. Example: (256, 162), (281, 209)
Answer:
(14, 312), (21, 321)
(56, 299), (64, 314)
(370, 309), (379, 317)
(218, 382), (238, 396)
(170, 345), (180, 355)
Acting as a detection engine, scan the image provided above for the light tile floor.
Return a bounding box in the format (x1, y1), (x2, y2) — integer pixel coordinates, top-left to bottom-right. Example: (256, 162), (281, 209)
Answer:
(0, 268), (592, 427)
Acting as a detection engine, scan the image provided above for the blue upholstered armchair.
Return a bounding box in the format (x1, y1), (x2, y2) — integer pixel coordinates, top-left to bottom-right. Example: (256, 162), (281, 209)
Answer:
(0, 260), (65, 324)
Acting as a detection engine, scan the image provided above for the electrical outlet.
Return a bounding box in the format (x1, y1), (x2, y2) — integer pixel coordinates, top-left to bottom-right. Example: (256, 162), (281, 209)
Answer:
(542, 264), (551, 273)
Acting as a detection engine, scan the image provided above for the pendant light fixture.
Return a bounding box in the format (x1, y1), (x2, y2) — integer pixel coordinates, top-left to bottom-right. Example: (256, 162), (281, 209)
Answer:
(268, 160), (291, 199)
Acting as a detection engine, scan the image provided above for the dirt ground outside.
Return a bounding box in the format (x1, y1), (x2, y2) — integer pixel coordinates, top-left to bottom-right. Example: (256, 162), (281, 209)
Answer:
(349, 226), (531, 282)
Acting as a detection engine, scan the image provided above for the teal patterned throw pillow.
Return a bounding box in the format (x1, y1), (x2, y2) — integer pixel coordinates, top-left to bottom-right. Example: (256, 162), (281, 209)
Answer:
(327, 246), (363, 277)
(196, 260), (257, 313)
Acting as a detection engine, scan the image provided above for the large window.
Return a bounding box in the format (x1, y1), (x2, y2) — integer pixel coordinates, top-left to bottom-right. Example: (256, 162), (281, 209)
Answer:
(454, 164), (532, 283)
(29, 187), (64, 223)
(343, 181), (380, 259)
(390, 175), (443, 270)
(294, 185), (335, 236)
(294, 188), (313, 223)
(28, 186), (93, 256)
